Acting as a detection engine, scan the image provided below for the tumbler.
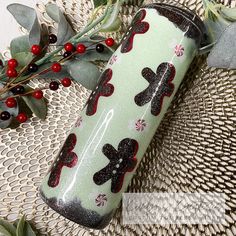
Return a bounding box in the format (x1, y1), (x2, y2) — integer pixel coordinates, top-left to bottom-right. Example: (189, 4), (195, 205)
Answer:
(40, 3), (206, 229)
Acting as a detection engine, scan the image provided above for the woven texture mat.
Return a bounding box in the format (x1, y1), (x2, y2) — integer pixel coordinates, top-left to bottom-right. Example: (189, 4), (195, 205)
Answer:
(0, 0), (236, 235)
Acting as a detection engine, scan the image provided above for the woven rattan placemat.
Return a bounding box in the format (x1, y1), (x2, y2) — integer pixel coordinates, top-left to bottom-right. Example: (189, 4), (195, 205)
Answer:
(0, 0), (235, 235)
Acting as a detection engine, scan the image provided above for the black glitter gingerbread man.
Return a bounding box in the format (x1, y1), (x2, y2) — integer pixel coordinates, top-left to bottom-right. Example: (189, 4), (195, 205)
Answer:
(86, 68), (114, 116)
(135, 62), (176, 116)
(121, 9), (149, 53)
(93, 138), (138, 193)
(48, 133), (78, 187)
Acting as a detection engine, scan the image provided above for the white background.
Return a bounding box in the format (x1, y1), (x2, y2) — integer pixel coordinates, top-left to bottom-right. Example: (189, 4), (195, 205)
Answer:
(0, 0), (45, 53)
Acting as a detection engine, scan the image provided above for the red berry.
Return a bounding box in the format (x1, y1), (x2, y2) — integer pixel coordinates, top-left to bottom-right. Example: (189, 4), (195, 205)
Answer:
(5, 97), (17, 108)
(49, 81), (59, 91)
(32, 90), (43, 99)
(64, 42), (75, 52)
(6, 68), (17, 78)
(61, 77), (71, 87)
(31, 44), (41, 55)
(105, 38), (115, 47)
(51, 63), (62, 73)
(8, 59), (18, 68)
(76, 44), (86, 54)
(16, 113), (27, 123)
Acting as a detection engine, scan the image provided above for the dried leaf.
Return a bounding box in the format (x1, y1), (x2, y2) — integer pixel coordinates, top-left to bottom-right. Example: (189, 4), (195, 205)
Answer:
(0, 219), (16, 236)
(16, 215), (25, 236)
(66, 60), (101, 90)
(45, 4), (75, 45)
(207, 22), (236, 69)
(7, 4), (41, 45)
(22, 86), (47, 120)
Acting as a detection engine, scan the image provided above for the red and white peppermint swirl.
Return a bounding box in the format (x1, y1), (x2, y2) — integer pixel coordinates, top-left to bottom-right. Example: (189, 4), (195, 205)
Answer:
(135, 119), (146, 132)
(174, 45), (184, 57)
(95, 194), (107, 207)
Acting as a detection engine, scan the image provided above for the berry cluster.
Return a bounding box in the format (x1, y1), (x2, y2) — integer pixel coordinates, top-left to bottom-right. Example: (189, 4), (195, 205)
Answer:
(0, 77), (72, 123)
(1, 35), (115, 125)
(63, 37), (115, 57)
(7, 59), (18, 78)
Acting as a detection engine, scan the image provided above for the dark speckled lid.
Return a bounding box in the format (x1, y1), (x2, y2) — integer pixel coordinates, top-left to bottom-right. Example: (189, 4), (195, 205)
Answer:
(144, 3), (208, 47)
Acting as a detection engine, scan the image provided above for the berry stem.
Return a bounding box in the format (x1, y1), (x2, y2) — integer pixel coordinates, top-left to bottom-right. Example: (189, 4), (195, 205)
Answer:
(0, 68), (50, 100)
(2, 86), (48, 101)
(36, 4), (110, 66)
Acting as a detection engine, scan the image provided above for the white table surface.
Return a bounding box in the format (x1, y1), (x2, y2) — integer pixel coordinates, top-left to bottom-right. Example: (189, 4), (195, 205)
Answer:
(0, 0), (45, 53)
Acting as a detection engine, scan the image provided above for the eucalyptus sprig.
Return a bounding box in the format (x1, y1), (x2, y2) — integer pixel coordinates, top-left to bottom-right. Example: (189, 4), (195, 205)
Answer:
(202, 0), (236, 69)
(0, 0), (125, 129)
(0, 215), (37, 236)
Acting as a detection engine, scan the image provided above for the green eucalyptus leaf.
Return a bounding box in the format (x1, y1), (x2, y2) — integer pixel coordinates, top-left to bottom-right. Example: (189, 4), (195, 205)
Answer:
(7, 4), (41, 45)
(0, 83), (19, 129)
(76, 37), (115, 62)
(66, 60), (100, 90)
(13, 220), (19, 229)
(10, 35), (30, 57)
(76, 47), (113, 61)
(207, 22), (236, 69)
(16, 215), (25, 236)
(15, 97), (33, 122)
(203, 1), (236, 42)
(100, 1), (122, 32)
(122, 0), (144, 5)
(41, 24), (49, 50)
(93, 0), (143, 8)
(88, 35), (106, 42)
(0, 225), (12, 236)
(22, 86), (47, 120)
(93, 0), (107, 8)
(101, 17), (121, 32)
(23, 222), (36, 236)
(204, 16), (230, 42)
(10, 75), (28, 84)
(0, 219), (16, 236)
(14, 52), (34, 67)
(45, 4), (75, 45)
(219, 6), (236, 21)
(79, 35), (106, 45)
(37, 63), (70, 79)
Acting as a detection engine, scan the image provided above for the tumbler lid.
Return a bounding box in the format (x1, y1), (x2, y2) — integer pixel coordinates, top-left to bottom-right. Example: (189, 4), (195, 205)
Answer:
(144, 3), (208, 48)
